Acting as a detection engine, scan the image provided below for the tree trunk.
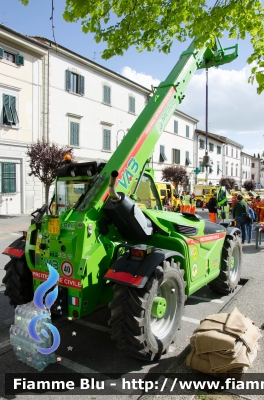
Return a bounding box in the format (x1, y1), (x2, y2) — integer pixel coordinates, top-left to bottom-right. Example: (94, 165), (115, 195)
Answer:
(45, 184), (51, 205)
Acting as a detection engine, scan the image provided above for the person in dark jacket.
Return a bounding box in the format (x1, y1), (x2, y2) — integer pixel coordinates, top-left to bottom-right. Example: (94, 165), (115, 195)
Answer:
(208, 193), (218, 223)
(232, 194), (248, 244)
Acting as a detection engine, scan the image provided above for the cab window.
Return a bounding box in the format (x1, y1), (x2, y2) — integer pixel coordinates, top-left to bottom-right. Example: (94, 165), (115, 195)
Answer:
(130, 174), (162, 210)
(56, 181), (88, 214)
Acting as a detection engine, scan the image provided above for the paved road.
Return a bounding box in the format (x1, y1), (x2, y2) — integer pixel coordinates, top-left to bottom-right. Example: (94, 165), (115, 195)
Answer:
(0, 213), (264, 400)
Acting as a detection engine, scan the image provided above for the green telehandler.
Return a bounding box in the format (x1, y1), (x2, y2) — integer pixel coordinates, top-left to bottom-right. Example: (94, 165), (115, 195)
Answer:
(2, 38), (242, 361)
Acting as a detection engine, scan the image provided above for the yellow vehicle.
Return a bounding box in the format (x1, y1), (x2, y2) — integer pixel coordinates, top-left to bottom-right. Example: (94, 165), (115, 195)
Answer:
(255, 189), (264, 197)
(232, 191), (258, 203)
(194, 185), (232, 208)
(155, 182), (176, 202)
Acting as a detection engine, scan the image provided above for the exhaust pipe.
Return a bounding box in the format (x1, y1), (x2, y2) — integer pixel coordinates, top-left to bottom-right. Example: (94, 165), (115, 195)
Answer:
(109, 171), (121, 203)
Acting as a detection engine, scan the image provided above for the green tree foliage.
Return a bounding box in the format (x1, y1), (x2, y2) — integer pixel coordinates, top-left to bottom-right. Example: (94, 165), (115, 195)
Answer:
(161, 166), (188, 188)
(242, 179), (256, 191)
(219, 177), (237, 190)
(20, 0), (264, 93)
(26, 139), (74, 204)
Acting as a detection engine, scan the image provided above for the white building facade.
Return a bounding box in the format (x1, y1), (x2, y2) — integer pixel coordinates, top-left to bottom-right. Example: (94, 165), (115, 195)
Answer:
(194, 130), (243, 189)
(0, 26), (48, 214)
(152, 110), (198, 186)
(34, 38), (199, 192)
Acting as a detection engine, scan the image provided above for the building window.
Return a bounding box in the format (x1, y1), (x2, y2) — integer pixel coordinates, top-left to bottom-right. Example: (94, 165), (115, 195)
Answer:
(0, 47), (24, 65)
(70, 122), (79, 146)
(217, 146), (221, 155)
(252, 162), (255, 168)
(231, 164), (234, 176)
(160, 145), (167, 162)
(65, 70), (85, 95)
(226, 146), (228, 156)
(103, 129), (111, 151)
(231, 147), (234, 157)
(185, 151), (191, 166)
(2, 94), (19, 126)
(236, 149), (238, 158)
(199, 160), (205, 173)
(103, 85), (111, 105)
(174, 120), (178, 134)
(128, 96), (135, 113)
(225, 164), (228, 175)
(186, 125), (189, 138)
(199, 139), (205, 149)
(217, 162), (221, 175)
(1, 163), (16, 193)
(172, 149), (180, 164)
(236, 166), (238, 176)
(252, 174), (255, 180)
(209, 142), (214, 152)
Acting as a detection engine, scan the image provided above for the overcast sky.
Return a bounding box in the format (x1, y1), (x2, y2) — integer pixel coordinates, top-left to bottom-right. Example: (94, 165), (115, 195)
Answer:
(121, 64), (264, 156)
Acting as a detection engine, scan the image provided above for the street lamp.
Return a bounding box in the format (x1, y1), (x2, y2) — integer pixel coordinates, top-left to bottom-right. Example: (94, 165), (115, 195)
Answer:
(116, 129), (126, 148)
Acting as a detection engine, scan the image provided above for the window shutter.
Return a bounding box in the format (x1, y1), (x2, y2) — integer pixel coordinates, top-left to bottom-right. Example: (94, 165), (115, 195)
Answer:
(174, 120), (178, 134)
(2, 163), (16, 193)
(3, 94), (13, 124)
(10, 96), (19, 124)
(103, 129), (111, 150)
(103, 85), (111, 104)
(129, 96), (135, 113)
(177, 149), (181, 164)
(74, 123), (79, 146)
(66, 70), (71, 91)
(70, 122), (79, 146)
(0, 47), (3, 58)
(79, 75), (85, 96)
(16, 54), (24, 66)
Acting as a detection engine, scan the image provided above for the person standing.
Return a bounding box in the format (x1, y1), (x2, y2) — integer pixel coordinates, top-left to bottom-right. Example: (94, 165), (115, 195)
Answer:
(190, 193), (196, 214)
(245, 203), (255, 244)
(231, 193), (238, 210)
(256, 197), (264, 222)
(173, 194), (181, 212)
(253, 196), (261, 222)
(183, 191), (191, 213)
(208, 193), (218, 223)
(180, 192), (185, 213)
(202, 195), (206, 211)
(232, 194), (248, 244)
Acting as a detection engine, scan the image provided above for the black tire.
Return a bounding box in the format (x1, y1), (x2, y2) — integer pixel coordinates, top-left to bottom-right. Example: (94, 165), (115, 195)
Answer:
(196, 200), (202, 208)
(2, 257), (34, 306)
(208, 234), (242, 294)
(108, 259), (186, 361)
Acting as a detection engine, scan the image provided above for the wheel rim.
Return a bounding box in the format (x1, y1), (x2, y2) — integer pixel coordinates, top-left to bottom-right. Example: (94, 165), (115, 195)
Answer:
(230, 246), (239, 282)
(150, 279), (177, 339)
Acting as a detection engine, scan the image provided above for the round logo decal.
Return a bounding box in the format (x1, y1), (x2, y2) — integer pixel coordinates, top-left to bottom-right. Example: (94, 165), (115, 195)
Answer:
(192, 263), (198, 278)
(61, 261), (74, 277)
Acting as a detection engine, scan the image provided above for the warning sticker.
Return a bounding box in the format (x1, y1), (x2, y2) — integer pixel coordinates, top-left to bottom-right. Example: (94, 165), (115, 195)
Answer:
(61, 261), (74, 277)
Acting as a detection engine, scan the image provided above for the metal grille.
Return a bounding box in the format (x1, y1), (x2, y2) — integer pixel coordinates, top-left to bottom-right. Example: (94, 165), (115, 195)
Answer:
(173, 223), (197, 236)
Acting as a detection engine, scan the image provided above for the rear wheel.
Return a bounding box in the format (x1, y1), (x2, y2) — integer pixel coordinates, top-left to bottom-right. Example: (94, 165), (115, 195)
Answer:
(2, 257), (33, 306)
(109, 259), (186, 360)
(208, 234), (242, 294)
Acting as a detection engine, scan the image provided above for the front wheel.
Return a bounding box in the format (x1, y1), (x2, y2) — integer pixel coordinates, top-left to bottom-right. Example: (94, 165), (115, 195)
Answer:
(2, 257), (34, 306)
(208, 234), (242, 294)
(109, 259), (186, 360)
(196, 200), (202, 208)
